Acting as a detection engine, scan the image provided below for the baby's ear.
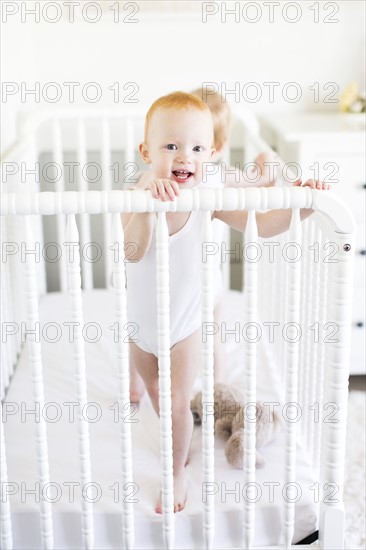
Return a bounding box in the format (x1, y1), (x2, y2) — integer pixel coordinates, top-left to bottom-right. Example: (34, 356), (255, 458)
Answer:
(139, 142), (151, 164)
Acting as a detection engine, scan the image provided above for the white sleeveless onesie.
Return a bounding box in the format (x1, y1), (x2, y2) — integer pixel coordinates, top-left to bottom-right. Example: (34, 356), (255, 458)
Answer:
(125, 176), (225, 356)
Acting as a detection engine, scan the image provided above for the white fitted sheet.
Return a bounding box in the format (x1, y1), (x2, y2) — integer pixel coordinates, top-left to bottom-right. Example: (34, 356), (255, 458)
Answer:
(3, 290), (318, 549)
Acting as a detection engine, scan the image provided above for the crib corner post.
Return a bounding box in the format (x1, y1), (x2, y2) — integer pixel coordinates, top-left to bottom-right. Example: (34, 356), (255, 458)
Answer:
(319, 230), (355, 550)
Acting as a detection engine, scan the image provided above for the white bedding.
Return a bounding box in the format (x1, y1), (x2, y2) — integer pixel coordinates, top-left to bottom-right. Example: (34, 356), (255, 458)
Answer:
(4, 290), (318, 549)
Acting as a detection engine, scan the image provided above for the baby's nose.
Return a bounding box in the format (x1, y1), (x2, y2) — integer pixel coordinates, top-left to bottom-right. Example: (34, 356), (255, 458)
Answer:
(177, 150), (191, 162)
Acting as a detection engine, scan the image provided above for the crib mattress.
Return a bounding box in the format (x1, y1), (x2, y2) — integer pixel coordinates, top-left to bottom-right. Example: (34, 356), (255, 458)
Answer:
(3, 290), (318, 549)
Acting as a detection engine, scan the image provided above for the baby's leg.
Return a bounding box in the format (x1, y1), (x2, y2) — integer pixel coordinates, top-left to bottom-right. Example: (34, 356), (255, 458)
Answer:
(156, 328), (201, 513)
(129, 356), (145, 403)
(130, 329), (201, 513)
(129, 342), (159, 413)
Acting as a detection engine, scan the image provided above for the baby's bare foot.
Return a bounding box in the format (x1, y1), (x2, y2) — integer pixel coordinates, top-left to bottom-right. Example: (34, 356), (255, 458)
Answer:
(155, 472), (188, 514)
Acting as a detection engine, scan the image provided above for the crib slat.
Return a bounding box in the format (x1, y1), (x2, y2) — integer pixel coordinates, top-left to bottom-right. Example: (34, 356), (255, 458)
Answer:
(101, 119), (112, 191)
(283, 209), (302, 549)
(313, 235), (328, 476)
(201, 211), (215, 549)
(221, 146), (231, 290)
(52, 119), (68, 292)
(24, 217), (54, 549)
(26, 133), (47, 297)
(112, 214), (135, 549)
(259, 237), (268, 321)
(1, 217), (14, 396)
(65, 215), (94, 549)
(9, 215), (25, 365)
(156, 212), (174, 549)
(0, 404), (13, 549)
(306, 220), (318, 454)
(298, 219), (309, 433)
(279, 232), (288, 384)
(308, 222), (321, 466)
(303, 220), (315, 447)
(1, 269), (10, 395)
(76, 120), (93, 290)
(101, 119), (113, 289)
(242, 210), (258, 549)
(320, 230), (355, 550)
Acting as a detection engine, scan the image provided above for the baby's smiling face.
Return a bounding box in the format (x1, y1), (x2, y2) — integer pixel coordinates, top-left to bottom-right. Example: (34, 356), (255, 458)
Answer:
(140, 107), (215, 188)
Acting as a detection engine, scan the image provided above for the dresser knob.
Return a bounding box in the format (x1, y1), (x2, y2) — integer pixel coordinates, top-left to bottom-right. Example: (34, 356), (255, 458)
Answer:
(356, 321), (364, 328)
(363, 183), (366, 189)
(361, 250), (366, 255)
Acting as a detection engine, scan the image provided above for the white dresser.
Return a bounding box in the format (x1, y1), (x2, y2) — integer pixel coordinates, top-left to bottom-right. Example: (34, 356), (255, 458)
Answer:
(262, 113), (365, 375)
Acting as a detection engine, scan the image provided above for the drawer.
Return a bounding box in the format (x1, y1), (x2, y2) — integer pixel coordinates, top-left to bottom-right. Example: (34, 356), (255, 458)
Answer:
(352, 285), (365, 325)
(354, 223), (365, 284)
(350, 285), (365, 375)
(327, 286), (364, 368)
(354, 256), (366, 288)
(349, 332), (366, 374)
(350, 325), (366, 375)
(355, 223), (366, 251)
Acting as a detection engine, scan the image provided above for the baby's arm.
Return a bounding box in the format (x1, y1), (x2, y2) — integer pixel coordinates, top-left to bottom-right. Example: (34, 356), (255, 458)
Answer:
(219, 152), (278, 188)
(122, 211), (154, 263)
(214, 179), (330, 238)
(121, 172), (179, 261)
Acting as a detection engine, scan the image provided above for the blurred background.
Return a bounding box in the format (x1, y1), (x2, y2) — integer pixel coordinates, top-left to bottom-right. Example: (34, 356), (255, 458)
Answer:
(1, 0), (365, 377)
(2, 0), (365, 153)
(1, 6), (365, 545)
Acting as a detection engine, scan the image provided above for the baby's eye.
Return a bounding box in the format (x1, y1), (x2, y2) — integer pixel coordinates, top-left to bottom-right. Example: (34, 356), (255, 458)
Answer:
(166, 144), (177, 151)
(193, 146), (204, 152)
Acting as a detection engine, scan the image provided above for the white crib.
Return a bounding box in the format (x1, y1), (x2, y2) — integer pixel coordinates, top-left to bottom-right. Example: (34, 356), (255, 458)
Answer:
(0, 110), (355, 550)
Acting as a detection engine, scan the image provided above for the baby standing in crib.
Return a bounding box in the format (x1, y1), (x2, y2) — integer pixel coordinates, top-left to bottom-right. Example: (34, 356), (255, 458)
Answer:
(122, 91), (330, 514)
(129, 89), (276, 402)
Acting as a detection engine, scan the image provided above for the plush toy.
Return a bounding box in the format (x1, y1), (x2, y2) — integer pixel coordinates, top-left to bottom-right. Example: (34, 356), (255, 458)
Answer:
(191, 383), (281, 469)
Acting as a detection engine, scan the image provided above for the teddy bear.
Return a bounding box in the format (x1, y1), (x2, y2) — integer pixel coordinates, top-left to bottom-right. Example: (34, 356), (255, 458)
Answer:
(190, 382), (281, 469)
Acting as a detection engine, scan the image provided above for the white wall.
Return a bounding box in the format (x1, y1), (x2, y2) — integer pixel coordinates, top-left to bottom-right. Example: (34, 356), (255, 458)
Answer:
(1, 0), (365, 154)
(1, 16), (37, 153)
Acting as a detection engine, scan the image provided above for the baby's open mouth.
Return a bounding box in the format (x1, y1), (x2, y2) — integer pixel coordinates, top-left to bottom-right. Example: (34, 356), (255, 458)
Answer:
(172, 170), (193, 183)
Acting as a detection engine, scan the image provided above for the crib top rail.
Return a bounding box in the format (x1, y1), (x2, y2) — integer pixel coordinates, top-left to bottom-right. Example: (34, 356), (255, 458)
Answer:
(0, 187), (356, 236)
